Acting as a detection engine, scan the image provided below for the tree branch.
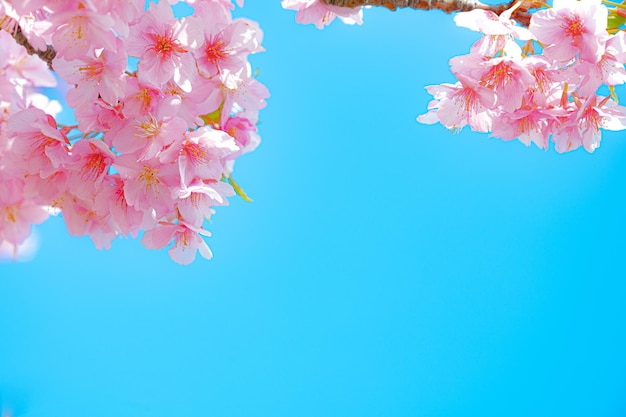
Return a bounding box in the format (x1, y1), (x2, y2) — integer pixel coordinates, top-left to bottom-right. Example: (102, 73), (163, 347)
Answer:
(321, 0), (533, 26)
(1, 13), (56, 70)
(11, 25), (56, 70)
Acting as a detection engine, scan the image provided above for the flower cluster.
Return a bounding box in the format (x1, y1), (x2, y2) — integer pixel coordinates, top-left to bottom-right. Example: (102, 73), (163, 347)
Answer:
(418, 0), (626, 152)
(0, 0), (268, 264)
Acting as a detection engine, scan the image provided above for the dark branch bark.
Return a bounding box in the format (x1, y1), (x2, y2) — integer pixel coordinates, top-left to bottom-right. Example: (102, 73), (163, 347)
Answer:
(10, 25), (56, 70)
(1, 12), (56, 69)
(322, 0), (532, 26)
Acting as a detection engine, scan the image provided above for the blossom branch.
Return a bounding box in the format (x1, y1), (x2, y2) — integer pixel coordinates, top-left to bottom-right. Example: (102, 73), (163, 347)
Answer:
(321, 0), (533, 25)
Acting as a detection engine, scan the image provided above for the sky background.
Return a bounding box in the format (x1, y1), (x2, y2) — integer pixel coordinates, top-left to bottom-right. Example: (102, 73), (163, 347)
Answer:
(2, 1), (626, 416)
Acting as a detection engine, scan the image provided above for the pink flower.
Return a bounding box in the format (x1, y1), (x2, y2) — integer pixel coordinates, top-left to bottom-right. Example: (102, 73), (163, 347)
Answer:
(73, 98), (124, 137)
(523, 55), (563, 100)
(577, 95), (626, 152)
(552, 107), (584, 152)
(220, 69), (269, 121)
(106, 0), (144, 38)
(282, 0), (363, 29)
(161, 79), (222, 127)
(126, 1), (201, 91)
(93, 175), (144, 237)
(0, 0), (267, 263)
(54, 38), (127, 108)
(418, 74), (496, 133)
(451, 53), (535, 113)
(3, 0), (49, 17)
(61, 194), (117, 250)
(114, 154), (180, 217)
(64, 138), (116, 200)
(111, 112), (188, 161)
(222, 116), (259, 157)
(530, 0), (608, 63)
(141, 221), (213, 265)
(23, 169), (69, 208)
(551, 95), (626, 152)
(481, 58), (535, 112)
(176, 179), (235, 227)
(455, 7), (532, 38)
(120, 78), (164, 119)
(454, 6), (534, 57)
(160, 126), (239, 186)
(192, 2), (264, 78)
(7, 107), (70, 178)
(574, 33), (626, 96)
(48, 4), (117, 60)
(0, 176), (48, 245)
(490, 107), (558, 149)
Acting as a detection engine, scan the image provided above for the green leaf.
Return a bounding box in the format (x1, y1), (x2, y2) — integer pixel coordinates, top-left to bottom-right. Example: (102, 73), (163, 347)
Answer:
(608, 17), (625, 30)
(200, 102), (224, 126)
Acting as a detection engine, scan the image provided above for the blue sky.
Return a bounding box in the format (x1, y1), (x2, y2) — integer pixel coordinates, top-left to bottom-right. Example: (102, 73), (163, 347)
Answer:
(2, 2), (626, 416)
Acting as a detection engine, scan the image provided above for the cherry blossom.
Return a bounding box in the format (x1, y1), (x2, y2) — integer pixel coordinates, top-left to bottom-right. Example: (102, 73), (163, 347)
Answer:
(6, 107), (70, 178)
(418, 74), (496, 133)
(3, 0), (626, 263)
(281, 0), (363, 29)
(0, 0), (267, 263)
(141, 220), (213, 265)
(454, 6), (534, 56)
(53, 38), (127, 108)
(418, 0), (626, 153)
(530, 0), (608, 63)
(0, 176), (48, 246)
(126, 0), (201, 91)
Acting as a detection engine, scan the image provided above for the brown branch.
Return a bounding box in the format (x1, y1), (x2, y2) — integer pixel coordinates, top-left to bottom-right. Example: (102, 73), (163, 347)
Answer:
(1, 12), (56, 69)
(11, 25), (56, 70)
(321, 0), (534, 26)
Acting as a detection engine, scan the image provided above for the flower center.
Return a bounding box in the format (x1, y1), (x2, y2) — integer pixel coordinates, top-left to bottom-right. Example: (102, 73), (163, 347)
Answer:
(79, 61), (104, 80)
(481, 62), (515, 91)
(205, 36), (228, 65)
(561, 14), (585, 38)
(80, 152), (107, 181)
(3, 205), (17, 223)
(184, 142), (212, 166)
(150, 32), (187, 58)
(137, 166), (162, 193)
(136, 114), (161, 139)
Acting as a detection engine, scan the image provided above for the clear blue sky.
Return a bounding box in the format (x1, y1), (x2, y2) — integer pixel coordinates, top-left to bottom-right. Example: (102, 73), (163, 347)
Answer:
(2, 2), (626, 416)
